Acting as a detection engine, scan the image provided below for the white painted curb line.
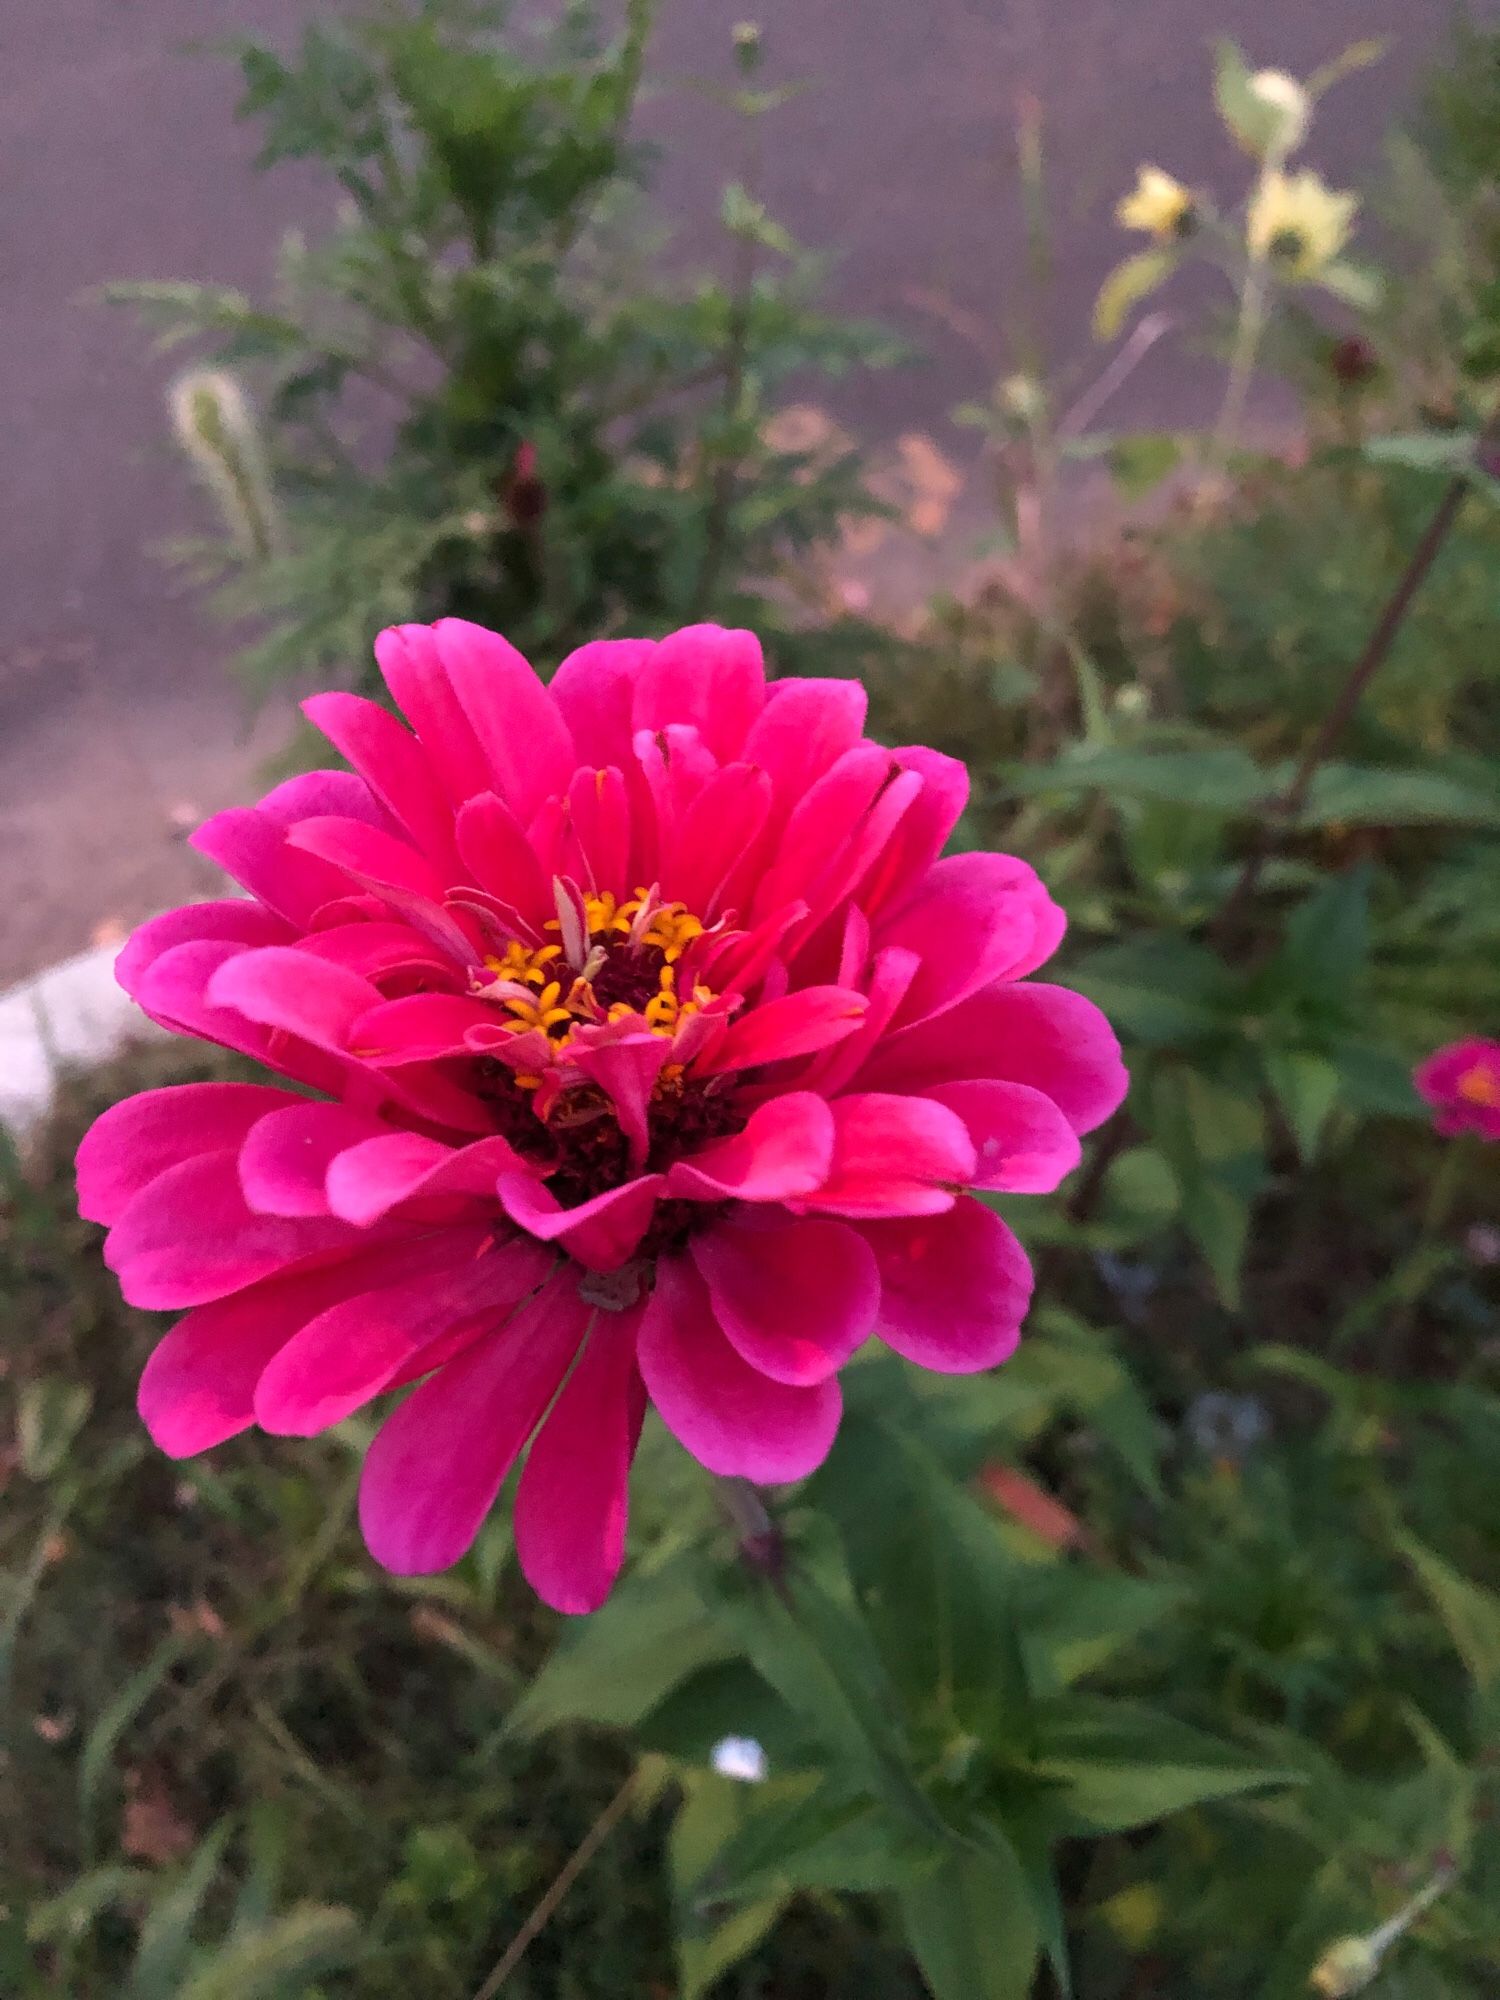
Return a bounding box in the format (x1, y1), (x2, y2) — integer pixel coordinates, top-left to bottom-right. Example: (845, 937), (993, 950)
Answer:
(0, 940), (165, 1136)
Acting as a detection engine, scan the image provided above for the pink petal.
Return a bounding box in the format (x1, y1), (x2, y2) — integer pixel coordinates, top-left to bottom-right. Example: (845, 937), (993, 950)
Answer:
(497, 1170), (663, 1272)
(284, 815), (449, 903)
(238, 1101), (390, 1216)
(454, 792), (553, 926)
(853, 746), (970, 916)
(297, 921), (461, 989)
(744, 677), (869, 826)
(858, 980), (1128, 1136)
(800, 947), (920, 1100)
(661, 762), (773, 918)
(692, 1210), (878, 1384)
(191, 805), (351, 927)
(206, 946), (380, 1055)
(138, 1253), (392, 1457)
(302, 691), (460, 874)
(859, 1198), (1032, 1372)
(346, 991), (497, 1064)
(550, 637), (658, 766)
(435, 618), (576, 826)
(515, 1305), (645, 1614)
(750, 745), (895, 923)
(77, 1082), (292, 1226)
(568, 1034), (674, 1168)
(925, 1079), (1082, 1193)
(666, 1092), (834, 1202)
(631, 624), (766, 762)
(256, 768), (393, 833)
(115, 901), (292, 1001)
(374, 622), (493, 806)
(562, 765), (633, 896)
(255, 1231), (548, 1435)
(105, 1151), (358, 1310)
(879, 853), (1067, 1028)
(699, 986), (869, 1076)
(795, 1092), (975, 1219)
(358, 1273), (590, 1574)
(325, 1132), (533, 1226)
(134, 941), (344, 1095)
(636, 1256), (840, 1481)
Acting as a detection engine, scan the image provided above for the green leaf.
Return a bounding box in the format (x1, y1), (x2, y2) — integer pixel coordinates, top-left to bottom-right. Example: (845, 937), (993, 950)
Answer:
(1365, 430), (1476, 474)
(129, 1823), (235, 2000)
(79, 1633), (192, 1856)
(700, 1781), (935, 1903)
(1017, 1312), (1165, 1500)
(17, 1376), (92, 1480)
(1003, 744), (1266, 812)
(1396, 1531), (1500, 1696)
(508, 1556), (734, 1737)
(1093, 250), (1177, 342)
(1261, 1050), (1341, 1161)
(1028, 1695), (1297, 1835)
(709, 1523), (930, 1823)
(1213, 38), (1289, 156)
(1297, 762), (1500, 830)
(637, 1660), (804, 1770)
(176, 1905), (362, 2000)
(1268, 867), (1370, 1008)
(1108, 431), (1186, 499)
(895, 1832), (1040, 2000)
(669, 1772), (789, 2000)
(1017, 1568), (1185, 1691)
(25, 1867), (153, 1945)
(1070, 936), (1233, 1048)
(1315, 261), (1381, 310)
(1141, 1070), (1268, 1307)
(806, 1418), (1032, 1739)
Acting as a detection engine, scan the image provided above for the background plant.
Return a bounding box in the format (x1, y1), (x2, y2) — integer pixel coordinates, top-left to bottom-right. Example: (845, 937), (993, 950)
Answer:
(113, 0), (901, 702)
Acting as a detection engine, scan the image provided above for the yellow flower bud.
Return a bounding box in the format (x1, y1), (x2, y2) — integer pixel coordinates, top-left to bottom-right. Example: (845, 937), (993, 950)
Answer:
(1116, 166), (1196, 242)
(1309, 1936), (1382, 1997)
(1247, 69), (1310, 154)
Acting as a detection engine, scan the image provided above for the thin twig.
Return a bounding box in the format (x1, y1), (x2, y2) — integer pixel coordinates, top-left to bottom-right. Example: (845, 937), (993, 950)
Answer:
(470, 1773), (637, 2000)
(1211, 420), (1498, 946)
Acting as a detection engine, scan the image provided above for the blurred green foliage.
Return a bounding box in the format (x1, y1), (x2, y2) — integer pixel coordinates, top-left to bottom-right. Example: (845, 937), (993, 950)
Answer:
(110, 0), (902, 697)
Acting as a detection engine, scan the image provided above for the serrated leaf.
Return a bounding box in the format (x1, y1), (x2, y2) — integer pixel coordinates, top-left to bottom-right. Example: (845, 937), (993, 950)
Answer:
(1093, 250), (1178, 341)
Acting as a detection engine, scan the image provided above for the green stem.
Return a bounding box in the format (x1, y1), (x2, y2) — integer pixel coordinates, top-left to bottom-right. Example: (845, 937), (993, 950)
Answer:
(1205, 253), (1268, 489)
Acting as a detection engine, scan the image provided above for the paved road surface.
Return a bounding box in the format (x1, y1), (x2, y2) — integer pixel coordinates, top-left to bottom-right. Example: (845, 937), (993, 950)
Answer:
(0, 0), (1480, 981)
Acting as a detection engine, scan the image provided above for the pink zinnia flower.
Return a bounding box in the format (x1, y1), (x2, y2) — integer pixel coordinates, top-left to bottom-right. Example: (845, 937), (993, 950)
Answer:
(1415, 1037), (1500, 1140)
(76, 622), (1125, 1612)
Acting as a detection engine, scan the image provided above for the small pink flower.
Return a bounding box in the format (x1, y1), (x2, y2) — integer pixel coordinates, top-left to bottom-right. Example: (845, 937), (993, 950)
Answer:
(76, 622), (1126, 1612)
(1415, 1037), (1500, 1141)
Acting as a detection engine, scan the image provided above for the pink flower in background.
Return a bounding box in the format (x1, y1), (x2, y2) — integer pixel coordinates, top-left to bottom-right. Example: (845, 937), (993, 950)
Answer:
(1415, 1037), (1500, 1140)
(76, 621), (1125, 1612)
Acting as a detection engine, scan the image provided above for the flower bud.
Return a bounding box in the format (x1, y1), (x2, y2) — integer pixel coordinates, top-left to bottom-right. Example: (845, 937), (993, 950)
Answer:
(168, 368), (282, 561)
(1247, 69), (1310, 155)
(1309, 1937), (1381, 1997)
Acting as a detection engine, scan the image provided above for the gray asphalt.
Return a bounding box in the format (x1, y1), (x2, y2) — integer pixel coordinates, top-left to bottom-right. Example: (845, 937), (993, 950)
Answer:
(0, 0), (1481, 980)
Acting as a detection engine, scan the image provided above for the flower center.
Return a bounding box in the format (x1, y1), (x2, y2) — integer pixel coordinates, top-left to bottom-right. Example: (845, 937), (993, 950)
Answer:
(1456, 1063), (1500, 1109)
(466, 886), (747, 1239)
(476, 890), (716, 1055)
